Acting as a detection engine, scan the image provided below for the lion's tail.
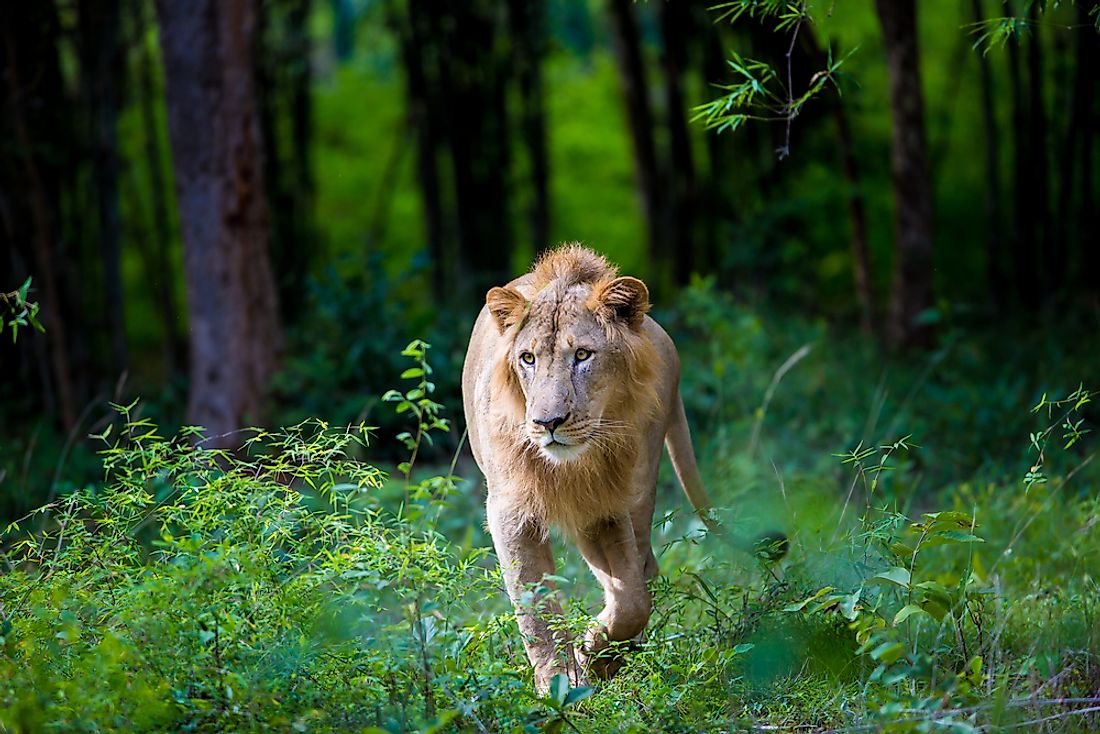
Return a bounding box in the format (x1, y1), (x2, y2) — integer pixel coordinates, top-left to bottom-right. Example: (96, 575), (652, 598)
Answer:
(665, 389), (788, 561)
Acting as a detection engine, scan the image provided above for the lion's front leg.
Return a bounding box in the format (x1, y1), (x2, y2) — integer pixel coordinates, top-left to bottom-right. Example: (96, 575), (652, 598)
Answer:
(486, 494), (584, 692)
(575, 515), (652, 679)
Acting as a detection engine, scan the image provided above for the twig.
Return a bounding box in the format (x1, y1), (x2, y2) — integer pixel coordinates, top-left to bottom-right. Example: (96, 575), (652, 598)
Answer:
(747, 343), (812, 460)
(779, 1), (808, 159)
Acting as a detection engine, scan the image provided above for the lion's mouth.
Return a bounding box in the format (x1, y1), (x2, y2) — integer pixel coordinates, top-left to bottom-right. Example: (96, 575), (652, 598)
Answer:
(535, 434), (589, 463)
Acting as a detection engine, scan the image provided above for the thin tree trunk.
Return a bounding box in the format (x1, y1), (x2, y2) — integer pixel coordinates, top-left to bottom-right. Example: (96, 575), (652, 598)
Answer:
(803, 28), (874, 333)
(396, 2), (448, 295)
(1026, 4), (1054, 299)
(875, 0), (934, 349)
(80, 0), (127, 377)
(1, 16), (78, 429)
(608, 0), (666, 282)
(1055, 4), (1091, 299)
(701, 20), (734, 278)
(1006, 29), (1033, 308)
(971, 0), (1007, 313)
(136, 0), (184, 378)
(156, 0), (282, 442)
(509, 0), (551, 254)
(1083, 28), (1099, 300)
(660, 0), (696, 285)
(433, 2), (513, 300)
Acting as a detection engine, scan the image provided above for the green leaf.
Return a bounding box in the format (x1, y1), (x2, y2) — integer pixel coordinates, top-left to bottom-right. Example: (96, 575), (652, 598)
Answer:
(893, 604), (928, 626)
(839, 589), (861, 621)
(869, 641), (905, 664)
(400, 367), (424, 379)
(563, 685), (594, 706)
(934, 530), (984, 544)
(783, 586), (835, 612)
(868, 567), (911, 589)
(549, 673), (569, 706)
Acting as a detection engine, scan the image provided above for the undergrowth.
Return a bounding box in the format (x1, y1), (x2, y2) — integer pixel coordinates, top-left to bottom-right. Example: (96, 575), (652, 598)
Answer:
(1, 319), (1098, 731)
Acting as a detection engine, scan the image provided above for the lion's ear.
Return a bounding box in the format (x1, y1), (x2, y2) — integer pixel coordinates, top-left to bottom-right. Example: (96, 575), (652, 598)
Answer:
(590, 276), (650, 329)
(486, 286), (527, 333)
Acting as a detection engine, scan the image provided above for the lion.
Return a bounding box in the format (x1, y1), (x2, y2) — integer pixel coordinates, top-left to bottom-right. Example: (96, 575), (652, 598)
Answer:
(461, 245), (783, 690)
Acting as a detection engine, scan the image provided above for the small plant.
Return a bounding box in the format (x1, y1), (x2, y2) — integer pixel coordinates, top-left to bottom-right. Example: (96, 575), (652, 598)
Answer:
(0, 276), (44, 342)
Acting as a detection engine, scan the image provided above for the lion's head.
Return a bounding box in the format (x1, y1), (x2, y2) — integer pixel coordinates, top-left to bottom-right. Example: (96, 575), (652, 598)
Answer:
(484, 246), (659, 465)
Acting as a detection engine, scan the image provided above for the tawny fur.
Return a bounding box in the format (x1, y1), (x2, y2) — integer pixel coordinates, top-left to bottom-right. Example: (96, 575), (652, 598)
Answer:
(484, 248), (659, 535)
(462, 243), (717, 690)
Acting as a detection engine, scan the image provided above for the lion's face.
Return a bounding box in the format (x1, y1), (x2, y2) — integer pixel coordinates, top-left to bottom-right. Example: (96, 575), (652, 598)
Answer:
(486, 276), (651, 464)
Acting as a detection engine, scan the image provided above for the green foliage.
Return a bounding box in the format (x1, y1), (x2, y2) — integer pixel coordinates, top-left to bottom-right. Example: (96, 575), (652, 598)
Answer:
(0, 278), (44, 343)
(4, 318), (1100, 731)
(694, 1), (852, 157)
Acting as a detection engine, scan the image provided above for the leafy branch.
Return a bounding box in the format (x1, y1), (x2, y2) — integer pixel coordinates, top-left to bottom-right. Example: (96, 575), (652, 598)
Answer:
(694, 1), (854, 158)
(1, 276), (44, 342)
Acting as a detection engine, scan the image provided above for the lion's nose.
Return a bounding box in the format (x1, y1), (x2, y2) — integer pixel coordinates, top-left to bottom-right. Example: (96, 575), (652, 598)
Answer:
(532, 413), (570, 432)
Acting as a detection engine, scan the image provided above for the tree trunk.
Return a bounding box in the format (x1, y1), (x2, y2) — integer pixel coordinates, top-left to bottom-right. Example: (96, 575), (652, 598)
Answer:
(1006, 30), (1034, 308)
(395, 2), (449, 295)
(431, 2), (513, 300)
(803, 28), (874, 333)
(509, 0), (551, 254)
(1026, 4), (1054, 300)
(659, 0), (697, 285)
(1081, 24), (1099, 300)
(0, 6), (78, 428)
(79, 0), (127, 378)
(1056, 4), (1092, 300)
(971, 0), (1007, 313)
(136, 0), (185, 379)
(875, 0), (934, 349)
(608, 0), (666, 283)
(156, 0), (282, 442)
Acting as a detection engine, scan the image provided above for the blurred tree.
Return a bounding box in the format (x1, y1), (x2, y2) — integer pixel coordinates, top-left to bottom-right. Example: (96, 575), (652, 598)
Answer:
(803, 26), (874, 334)
(257, 0), (315, 326)
(971, 0), (1007, 313)
(659, 0), (698, 284)
(1025, 4), (1053, 301)
(395, 0), (518, 300)
(78, 0), (127, 378)
(392, 0), (451, 294)
(608, 0), (666, 286)
(0, 2), (79, 428)
(509, 0), (551, 255)
(131, 0), (185, 379)
(875, 0), (933, 348)
(156, 0), (282, 440)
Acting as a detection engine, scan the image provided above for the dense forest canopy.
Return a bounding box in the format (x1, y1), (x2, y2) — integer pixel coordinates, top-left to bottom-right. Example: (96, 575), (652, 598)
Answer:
(2, 0), (1098, 448)
(1, 2), (1099, 729)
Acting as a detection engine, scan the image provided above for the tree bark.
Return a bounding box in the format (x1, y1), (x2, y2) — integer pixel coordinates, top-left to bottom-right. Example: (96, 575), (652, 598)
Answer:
(156, 0), (282, 442)
(875, 0), (934, 349)
(971, 0), (1007, 313)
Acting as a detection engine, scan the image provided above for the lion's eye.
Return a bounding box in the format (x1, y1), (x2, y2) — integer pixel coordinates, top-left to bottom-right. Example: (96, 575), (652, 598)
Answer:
(574, 348), (592, 362)
(519, 351), (535, 366)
